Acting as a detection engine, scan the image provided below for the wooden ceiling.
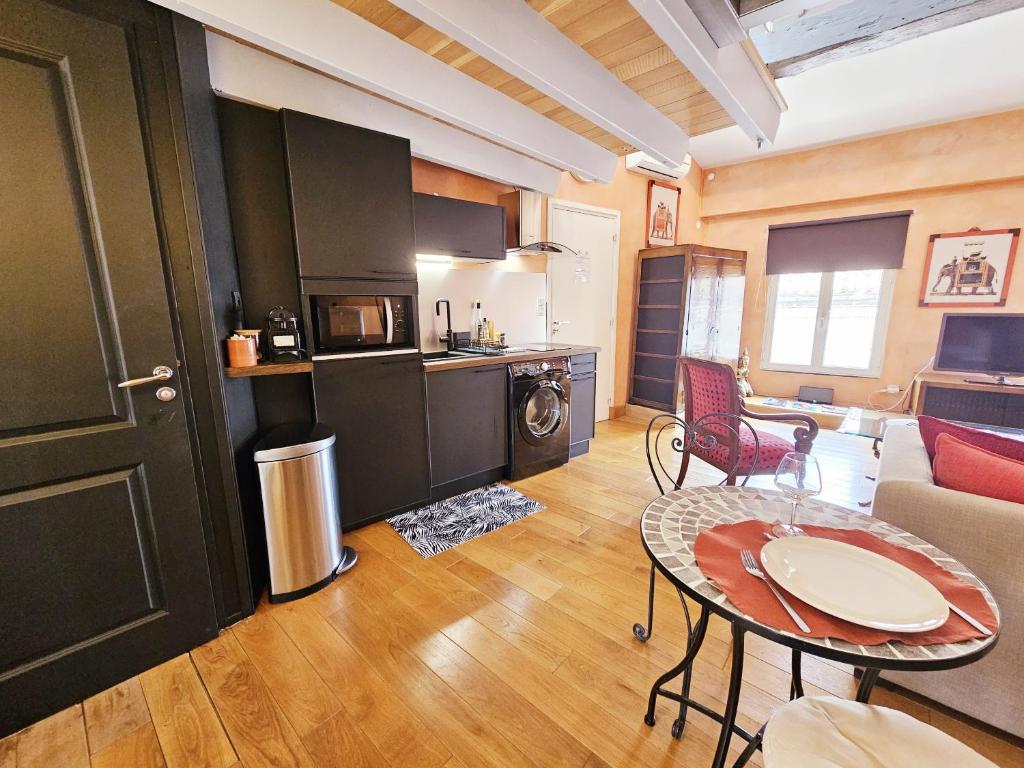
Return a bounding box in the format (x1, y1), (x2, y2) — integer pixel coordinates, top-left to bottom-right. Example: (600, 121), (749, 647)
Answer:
(332, 0), (736, 155)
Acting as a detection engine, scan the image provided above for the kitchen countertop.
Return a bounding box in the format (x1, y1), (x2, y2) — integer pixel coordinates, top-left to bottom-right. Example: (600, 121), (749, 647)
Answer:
(422, 344), (599, 372)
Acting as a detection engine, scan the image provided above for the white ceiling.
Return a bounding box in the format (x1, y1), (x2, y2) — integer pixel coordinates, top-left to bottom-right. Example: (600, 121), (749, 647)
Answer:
(689, 6), (1024, 168)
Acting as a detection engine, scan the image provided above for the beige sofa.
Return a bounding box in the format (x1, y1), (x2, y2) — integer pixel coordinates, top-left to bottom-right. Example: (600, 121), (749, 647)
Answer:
(872, 419), (1024, 738)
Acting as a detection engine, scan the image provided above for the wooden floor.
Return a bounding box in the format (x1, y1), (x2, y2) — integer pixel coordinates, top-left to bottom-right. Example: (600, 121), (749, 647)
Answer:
(3, 418), (1021, 767)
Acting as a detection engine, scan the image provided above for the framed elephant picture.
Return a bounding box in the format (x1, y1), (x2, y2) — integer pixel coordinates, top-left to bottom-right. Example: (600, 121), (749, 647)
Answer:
(645, 180), (680, 248)
(919, 227), (1020, 307)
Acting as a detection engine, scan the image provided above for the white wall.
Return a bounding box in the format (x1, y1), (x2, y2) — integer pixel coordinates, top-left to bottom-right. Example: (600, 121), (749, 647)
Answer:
(417, 266), (547, 352)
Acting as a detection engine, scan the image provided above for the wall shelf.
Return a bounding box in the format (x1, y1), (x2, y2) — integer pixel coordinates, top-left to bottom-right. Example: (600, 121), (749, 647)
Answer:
(224, 361), (313, 378)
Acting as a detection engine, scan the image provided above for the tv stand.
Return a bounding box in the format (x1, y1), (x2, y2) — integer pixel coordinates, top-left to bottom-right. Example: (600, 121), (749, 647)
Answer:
(963, 375), (1024, 388)
(913, 372), (1024, 427)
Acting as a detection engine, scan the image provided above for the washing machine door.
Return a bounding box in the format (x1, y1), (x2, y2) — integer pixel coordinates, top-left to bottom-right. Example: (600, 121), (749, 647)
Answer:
(518, 380), (568, 446)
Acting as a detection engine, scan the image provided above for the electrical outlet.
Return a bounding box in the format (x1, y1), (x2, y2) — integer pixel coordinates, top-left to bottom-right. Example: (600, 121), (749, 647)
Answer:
(885, 384), (900, 394)
(536, 297), (546, 317)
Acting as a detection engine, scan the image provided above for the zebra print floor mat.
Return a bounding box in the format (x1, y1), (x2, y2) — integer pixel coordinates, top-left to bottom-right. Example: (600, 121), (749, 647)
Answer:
(387, 483), (543, 558)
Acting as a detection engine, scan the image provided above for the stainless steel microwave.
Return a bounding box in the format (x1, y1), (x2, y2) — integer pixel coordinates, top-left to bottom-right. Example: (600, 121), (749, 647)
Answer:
(308, 294), (414, 356)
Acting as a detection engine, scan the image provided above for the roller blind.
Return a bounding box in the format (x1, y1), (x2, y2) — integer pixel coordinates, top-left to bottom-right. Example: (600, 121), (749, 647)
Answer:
(766, 211), (912, 275)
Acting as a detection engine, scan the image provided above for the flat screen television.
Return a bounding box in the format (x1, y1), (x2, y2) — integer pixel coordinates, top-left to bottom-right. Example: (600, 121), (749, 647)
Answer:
(935, 313), (1024, 377)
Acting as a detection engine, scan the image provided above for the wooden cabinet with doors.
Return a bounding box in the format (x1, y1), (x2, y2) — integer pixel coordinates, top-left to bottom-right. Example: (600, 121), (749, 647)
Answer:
(628, 245), (747, 412)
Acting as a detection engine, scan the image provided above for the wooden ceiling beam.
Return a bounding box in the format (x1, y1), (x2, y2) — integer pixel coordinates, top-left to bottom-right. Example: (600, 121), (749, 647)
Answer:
(150, 0), (616, 182)
(626, 0), (785, 145)
(387, 0), (691, 167)
(760, 0), (1024, 78)
(205, 33), (563, 193)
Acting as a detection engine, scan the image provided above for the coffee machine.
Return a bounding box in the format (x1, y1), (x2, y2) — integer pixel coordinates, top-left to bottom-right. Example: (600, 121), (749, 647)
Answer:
(265, 306), (305, 361)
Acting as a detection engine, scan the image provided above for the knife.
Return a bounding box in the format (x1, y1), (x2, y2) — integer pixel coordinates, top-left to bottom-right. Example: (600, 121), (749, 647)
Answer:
(948, 601), (993, 637)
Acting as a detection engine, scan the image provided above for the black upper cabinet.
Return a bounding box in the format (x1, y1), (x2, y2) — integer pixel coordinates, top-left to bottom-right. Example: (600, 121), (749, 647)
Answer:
(414, 193), (507, 260)
(282, 110), (416, 280)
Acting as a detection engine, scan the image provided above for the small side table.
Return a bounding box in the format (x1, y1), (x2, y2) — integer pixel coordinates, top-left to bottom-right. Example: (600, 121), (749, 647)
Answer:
(837, 408), (888, 458)
(838, 409), (889, 507)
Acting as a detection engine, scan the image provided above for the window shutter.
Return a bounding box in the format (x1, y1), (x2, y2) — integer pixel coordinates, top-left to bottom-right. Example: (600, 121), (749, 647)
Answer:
(766, 211), (912, 275)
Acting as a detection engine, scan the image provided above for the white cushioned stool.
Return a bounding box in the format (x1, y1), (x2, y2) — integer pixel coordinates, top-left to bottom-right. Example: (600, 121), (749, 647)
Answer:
(762, 696), (996, 768)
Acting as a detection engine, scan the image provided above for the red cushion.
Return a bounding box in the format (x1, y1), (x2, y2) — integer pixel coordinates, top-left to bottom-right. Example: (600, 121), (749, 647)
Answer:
(918, 414), (1024, 462)
(695, 428), (795, 474)
(932, 432), (1024, 505)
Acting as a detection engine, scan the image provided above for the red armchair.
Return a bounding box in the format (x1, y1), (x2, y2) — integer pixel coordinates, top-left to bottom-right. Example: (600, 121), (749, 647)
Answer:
(677, 357), (818, 487)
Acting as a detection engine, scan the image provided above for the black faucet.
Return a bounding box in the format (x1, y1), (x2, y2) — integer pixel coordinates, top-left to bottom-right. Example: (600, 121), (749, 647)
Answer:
(435, 298), (454, 350)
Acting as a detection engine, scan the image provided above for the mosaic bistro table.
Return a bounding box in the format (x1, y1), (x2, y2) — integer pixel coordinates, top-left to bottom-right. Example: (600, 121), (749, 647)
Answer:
(637, 486), (1001, 768)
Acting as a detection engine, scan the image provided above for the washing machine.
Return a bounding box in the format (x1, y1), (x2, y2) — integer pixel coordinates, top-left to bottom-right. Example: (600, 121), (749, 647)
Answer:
(508, 357), (571, 481)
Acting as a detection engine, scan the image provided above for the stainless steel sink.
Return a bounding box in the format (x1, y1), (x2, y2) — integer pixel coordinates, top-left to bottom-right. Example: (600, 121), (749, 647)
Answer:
(422, 350), (484, 361)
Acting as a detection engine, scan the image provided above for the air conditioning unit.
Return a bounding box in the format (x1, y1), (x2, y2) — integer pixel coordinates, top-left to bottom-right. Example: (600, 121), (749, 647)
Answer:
(625, 151), (692, 182)
(498, 189), (543, 252)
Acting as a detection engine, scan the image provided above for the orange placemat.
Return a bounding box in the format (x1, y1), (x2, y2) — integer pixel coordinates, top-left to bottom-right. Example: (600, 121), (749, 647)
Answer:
(694, 520), (998, 645)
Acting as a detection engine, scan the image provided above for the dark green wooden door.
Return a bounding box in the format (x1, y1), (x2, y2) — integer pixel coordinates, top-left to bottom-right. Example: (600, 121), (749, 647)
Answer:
(0, 0), (217, 735)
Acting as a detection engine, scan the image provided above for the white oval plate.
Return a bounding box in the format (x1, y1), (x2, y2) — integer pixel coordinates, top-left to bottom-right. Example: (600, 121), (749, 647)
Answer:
(760, 536), (949, 633)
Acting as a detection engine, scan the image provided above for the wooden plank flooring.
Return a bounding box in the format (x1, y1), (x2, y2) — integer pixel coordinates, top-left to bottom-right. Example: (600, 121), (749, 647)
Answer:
(3, 418), (1021, 767)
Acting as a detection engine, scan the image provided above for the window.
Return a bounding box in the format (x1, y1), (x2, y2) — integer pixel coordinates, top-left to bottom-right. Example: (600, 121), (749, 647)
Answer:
(762, 269), (895, 377)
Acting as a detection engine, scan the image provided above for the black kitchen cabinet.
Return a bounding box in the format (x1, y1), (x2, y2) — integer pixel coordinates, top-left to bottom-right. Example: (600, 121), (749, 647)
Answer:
(312, 355), (429, 528)
(415, 193), (507, 260)
(426, 365), (508, 495)
(570, 353), (597, 456)
(283, 109), (416, 280)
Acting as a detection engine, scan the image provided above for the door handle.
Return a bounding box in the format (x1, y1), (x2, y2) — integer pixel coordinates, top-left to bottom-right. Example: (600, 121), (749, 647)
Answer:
(118, 365), (174, 388)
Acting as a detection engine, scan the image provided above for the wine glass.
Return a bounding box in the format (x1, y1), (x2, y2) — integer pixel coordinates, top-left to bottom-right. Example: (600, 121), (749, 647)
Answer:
(772, 452), (822, 538)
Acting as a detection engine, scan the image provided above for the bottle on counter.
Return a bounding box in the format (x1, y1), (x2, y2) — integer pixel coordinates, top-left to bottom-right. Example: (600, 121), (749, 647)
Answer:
(487, 318), (495, 343)
(470, 300), (483, 343)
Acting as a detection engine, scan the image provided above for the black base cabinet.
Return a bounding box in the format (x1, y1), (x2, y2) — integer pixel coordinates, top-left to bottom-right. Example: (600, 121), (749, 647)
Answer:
(312, 355), (430, 529)
(426, 364), (508, 499)
(570, 353), (597, 456)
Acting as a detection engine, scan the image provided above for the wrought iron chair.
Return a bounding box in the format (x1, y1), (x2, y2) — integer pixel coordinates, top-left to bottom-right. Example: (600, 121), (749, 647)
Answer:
(635, 411), (759, 644)
(636, 410), (760, 740)
(634, 358), (819, 645)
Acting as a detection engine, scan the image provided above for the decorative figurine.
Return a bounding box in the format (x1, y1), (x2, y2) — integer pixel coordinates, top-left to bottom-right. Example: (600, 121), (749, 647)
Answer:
(737, 348), (754, 398)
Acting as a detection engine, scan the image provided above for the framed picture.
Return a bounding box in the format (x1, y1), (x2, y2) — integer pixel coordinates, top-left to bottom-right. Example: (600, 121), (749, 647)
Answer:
(919, 227), (1020, 307)
(646, 180), (680, 248)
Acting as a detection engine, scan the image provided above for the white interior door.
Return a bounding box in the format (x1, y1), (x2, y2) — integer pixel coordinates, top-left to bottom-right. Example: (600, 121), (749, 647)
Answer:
(547, 200), (619, 422)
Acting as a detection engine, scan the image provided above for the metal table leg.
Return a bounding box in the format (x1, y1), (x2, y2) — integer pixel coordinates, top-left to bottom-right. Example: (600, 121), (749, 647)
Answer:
(671, 590), (696, 739)
(790, 649), (804, 700)
(633, 563), (656, 643)
(731, 723), (765, 768)
(711, 624), (746, 768)
(644, 606), (709, 726)
(856, 667), (880, 703)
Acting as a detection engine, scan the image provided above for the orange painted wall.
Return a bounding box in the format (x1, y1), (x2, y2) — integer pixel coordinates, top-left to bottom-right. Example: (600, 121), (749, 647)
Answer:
(701, 110), (1024, 407)
(550, 156), (703, 409)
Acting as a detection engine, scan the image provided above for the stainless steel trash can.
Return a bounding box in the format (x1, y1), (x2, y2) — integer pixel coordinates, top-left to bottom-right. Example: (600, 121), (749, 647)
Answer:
(254, 422), (356, 602)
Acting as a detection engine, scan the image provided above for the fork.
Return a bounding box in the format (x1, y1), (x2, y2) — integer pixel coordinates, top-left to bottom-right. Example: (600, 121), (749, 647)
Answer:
(740, 549), (811, 633)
